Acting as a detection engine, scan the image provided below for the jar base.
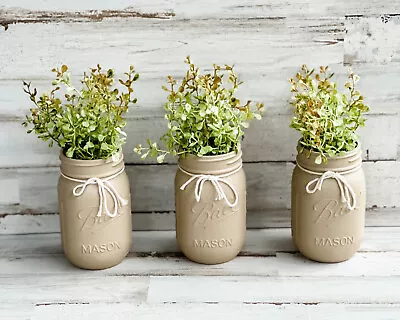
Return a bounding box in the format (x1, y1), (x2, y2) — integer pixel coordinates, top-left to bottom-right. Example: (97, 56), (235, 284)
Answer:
(298, 250), (357, 263)
(64, 249), (130, 270)
(183, 253), (239, 265)
(180, 244), (242, 265)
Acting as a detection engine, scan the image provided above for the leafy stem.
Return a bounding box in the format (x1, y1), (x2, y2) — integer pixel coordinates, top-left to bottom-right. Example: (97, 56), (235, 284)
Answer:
(135, 56), (263, 162)
(289, 65), (369, 163)
(22, 64), (139, 160)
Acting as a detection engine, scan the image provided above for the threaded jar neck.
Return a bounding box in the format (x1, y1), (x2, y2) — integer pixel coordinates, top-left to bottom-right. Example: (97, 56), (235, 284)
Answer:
(59, 150), (125, 179)
(178, 149), (243, 175)
(296, 143), (362, 173)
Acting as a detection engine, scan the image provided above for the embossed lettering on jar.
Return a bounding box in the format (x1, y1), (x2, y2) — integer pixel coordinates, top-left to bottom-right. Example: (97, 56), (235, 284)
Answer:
(175, 149), (246, 264)
(291, 145), (366, 263)
(58, 152), (132, 270)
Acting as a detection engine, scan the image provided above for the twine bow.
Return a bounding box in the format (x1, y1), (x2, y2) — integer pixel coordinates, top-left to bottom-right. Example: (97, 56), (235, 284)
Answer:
(61, 168), (128, 218)
(178, 166), (242, 208)
(297, 163), (361, 211)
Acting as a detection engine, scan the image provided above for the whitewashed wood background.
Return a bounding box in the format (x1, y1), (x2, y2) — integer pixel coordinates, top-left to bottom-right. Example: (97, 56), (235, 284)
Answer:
(0, 1), (399, 235)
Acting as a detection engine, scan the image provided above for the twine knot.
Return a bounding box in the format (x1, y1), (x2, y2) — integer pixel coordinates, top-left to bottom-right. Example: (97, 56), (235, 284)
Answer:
(178, 166), (242, 208)
(297, 163), (361, 211)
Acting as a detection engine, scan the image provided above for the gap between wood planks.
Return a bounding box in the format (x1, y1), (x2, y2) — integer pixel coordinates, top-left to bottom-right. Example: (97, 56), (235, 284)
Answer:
(0, 8), (175, 30)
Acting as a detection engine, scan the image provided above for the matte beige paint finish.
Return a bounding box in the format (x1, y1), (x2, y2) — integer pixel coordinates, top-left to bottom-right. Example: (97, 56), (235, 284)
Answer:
(291, 146), (366, 263)
(58, 152), (132, 270)
(175, 150), (246, 264)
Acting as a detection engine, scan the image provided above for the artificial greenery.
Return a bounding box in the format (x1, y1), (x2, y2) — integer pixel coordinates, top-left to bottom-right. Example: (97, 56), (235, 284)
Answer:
(289, 65), (369, 164)
(22, 64), (139, 160)
(134, 56), (263, 163)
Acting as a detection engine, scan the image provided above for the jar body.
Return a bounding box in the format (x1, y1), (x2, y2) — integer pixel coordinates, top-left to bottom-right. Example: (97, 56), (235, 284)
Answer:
(58, 152), (132, 270)
(291, 145), (366, 263)
(175, 150), (246, 264)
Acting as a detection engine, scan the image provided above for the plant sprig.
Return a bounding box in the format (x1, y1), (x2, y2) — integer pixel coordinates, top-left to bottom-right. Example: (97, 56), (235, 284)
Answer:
(289, 65), (369, 164)
(22, 64), (139, 160)
(134, 56), (263, 162)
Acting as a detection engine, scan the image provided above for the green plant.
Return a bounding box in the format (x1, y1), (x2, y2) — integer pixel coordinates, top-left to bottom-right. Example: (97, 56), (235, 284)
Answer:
(22, 64), (139, 160)
(289, 65), (369, 164)
(134, 56), (263, 162)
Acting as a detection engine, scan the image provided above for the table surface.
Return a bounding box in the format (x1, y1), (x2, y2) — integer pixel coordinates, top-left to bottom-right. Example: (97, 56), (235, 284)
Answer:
(1, 228), (399, 319)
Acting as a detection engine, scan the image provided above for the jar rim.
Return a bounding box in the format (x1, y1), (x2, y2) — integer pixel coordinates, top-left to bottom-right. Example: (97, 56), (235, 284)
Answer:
(181, 146), (242, 163)
(178, 147), (242, 175)
(59, 149), (124, 167)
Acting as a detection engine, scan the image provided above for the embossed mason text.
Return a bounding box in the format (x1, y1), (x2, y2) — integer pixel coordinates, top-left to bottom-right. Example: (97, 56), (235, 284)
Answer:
(81, 241), (121, 254)
(193, 239), (233, 248)
(315, 236), (354, 247)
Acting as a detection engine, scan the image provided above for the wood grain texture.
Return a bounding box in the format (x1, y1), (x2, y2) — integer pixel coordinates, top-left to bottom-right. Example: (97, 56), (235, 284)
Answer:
(0, 7), (174, 29)
(0, 304), (32, 319)
(1, 1), (400, 18)
(1, 229), (400, 319)
(147, 276), (400, 304)
(0, 17), (344, 80)
(345, 15), (400, 64)
(2, 12), (393, 96)
(0, 276), (150, 304)
(2, 251), (400, 278)
(30, 303), (400, 320)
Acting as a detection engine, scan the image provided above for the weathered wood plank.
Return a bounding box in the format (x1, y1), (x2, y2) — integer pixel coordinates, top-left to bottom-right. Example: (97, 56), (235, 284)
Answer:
(1, 208), (399, 234)
(0, 276), (149, 305)
(1, 1), (400, 18)
(2, 251), (400, 277)
(345, 15), (400, 64)
(0, 7), (174, 29)
(147, 276), (400, 304)
(1, 227), (399, 317)
(1, 227), (399, 257)
(0, 162), (398, 217)
(0, 114), (397, 168)
(31, 303), (400, 320)
(0, 304), (32, 319)
(0, 18), (343, 80)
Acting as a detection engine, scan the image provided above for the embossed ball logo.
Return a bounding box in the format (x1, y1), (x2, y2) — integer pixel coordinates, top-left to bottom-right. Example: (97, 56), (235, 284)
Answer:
(77, 207), (125, 232)
(191, 199), (239, 228)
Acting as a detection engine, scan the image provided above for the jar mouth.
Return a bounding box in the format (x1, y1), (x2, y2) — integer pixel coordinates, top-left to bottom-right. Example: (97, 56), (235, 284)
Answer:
(184, 149), (241, 161)
(178, 147), (242, 175)
(296, 141), (362, 172)
(59, 150), (124, 167)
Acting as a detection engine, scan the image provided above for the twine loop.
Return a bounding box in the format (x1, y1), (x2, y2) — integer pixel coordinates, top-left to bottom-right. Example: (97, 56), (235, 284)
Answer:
(61, 167), (128, 218)
(179, 165), (242, 208)
(297, 163), (361, 211)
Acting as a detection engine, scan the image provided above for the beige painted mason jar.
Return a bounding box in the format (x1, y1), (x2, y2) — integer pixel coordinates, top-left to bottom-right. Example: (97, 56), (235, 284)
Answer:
(291, 144), (366, 263)
(58, 151), (132, 270)
(175, 149), (246, 264)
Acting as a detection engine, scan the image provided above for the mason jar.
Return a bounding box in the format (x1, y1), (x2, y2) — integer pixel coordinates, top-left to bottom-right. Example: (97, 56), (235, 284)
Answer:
(291, 144), (365, 262)
(58, 151), (132, 269)
(175, 149), (246, 264)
